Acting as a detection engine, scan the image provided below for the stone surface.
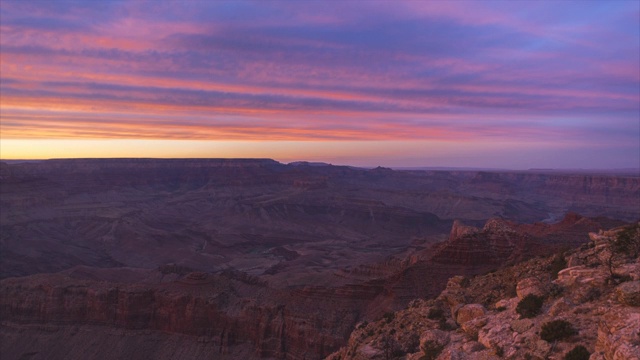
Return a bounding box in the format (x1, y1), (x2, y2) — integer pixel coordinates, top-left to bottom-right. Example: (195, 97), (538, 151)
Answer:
(615, 281), (640, 307)
(420, 329), (451, 350)
(510, 318), (534, 334)
(2, 159), (637, 360)
(456, 304), (487, 325)
(516, 277), (545, 300)
(327, 225), (640, 360)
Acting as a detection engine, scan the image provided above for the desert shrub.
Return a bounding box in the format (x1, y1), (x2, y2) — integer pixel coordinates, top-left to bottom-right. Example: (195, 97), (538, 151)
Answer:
(607, 272), (633, 285)
(548, 283), (564, 298)
(606, 224), (640, 277)
(563, 345), (590, 360)
(406, 332), (420, 353)
(427, 307), (445, 320)
(381, 334), (402, 360)
(516, 294), (544, 318)
(540, 320), (577, 342)
(580, 288), (601, 303)
(612, 224), (640, 258)
(420, 340), (444, 360)
(549, 253), (567, 279)
(438, 317), (456, 330)
(383, 312), (395, 323)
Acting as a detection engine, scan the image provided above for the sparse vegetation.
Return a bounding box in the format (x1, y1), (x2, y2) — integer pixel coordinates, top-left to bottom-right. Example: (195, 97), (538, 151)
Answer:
(420, 340), (444, 360)
(612, 224), (640, 258)
(563, 345), (590, 360)
(580, 288), (601, 303)
(609, 273), (633, 284)
(406, 333), (420, 353)
(606, 224), (640, 278)
(540, 319), (577, 342)
(380, 333), (403, 360)
(548, 283), (564, 298)
(516, 294), (544, 318)
(438, 317), (455, 331)
(427, 307), (445, 320)
(383, 312), (395, 323)
(548, 253), (567, 279)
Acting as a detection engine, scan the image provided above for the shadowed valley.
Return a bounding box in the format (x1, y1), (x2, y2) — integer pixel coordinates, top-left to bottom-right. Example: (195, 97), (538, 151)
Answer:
(0, 159), (638, 359)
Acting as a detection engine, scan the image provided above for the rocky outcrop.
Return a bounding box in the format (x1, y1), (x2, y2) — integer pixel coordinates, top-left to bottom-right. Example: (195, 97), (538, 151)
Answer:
(615, 281), (640, 307)
(328, 224), (640, 360)
(515, 277), (545, 300)
(0, 270), (388, 360)
(1, 159), (638, 359)
(429, 218), (520, 266)
(455, 304), (486, 325)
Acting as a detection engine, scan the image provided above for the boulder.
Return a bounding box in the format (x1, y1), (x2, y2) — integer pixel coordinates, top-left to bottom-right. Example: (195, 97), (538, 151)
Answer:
(516, 277), (545, 300)
(461, 317), (488, 339)
(478, 322), (511, 353)
(456, 304), (486, 325)
(420, 329), (450, 353)
(615, 281), (640, 307)
(510, 319), (533, 334)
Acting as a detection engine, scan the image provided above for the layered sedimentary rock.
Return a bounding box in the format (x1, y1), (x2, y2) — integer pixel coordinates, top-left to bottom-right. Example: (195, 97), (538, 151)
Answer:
(1, 159), (638, 359)
(0, 270), (385, 359)
(328, 224), (640, 360)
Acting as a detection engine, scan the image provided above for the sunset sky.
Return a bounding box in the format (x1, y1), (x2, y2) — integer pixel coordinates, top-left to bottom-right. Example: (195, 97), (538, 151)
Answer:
(1, 1), (639, 169)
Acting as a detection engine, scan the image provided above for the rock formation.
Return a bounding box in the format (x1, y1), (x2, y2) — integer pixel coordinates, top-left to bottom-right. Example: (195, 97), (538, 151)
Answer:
(1, 159), (638, 359)
(327, 223), (640, 360)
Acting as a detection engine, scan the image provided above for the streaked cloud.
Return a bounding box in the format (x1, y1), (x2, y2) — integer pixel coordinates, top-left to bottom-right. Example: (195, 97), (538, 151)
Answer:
(0, 0), (638, 168)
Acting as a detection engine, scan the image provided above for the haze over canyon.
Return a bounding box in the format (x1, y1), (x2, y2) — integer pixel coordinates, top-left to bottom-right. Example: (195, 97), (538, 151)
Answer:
(0, 159), (638, 359)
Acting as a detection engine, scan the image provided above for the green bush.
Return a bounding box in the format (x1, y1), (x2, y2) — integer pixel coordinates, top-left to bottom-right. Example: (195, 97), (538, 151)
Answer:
(564, 345), (590, 360)
(540, 320), (577, 342)
(516, 294), (544, 318)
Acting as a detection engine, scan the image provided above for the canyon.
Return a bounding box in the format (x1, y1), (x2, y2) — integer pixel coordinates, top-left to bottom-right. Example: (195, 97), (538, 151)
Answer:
(0, 159), (638, 359)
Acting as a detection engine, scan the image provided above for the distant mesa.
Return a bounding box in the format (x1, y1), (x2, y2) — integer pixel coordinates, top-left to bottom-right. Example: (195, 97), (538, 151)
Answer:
(288, 161), (331, 167)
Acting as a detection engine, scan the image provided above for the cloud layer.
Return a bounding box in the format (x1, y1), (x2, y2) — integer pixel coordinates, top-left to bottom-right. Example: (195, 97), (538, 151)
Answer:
(1, 1), (638, 167)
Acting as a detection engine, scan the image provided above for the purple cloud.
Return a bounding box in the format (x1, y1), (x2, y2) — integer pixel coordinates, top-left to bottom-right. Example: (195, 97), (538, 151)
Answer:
(0, 0), (638, 168)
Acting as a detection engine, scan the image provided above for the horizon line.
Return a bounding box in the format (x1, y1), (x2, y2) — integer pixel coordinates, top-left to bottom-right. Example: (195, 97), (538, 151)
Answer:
(2, 157), (639, 174)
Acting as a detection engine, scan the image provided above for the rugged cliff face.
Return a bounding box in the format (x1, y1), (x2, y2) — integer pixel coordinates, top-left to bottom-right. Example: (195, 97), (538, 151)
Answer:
(1, 160), (638, 360)
(0, 269), (385, 359)
(327, 224), (640, 360)
(0, 215), (626, 360)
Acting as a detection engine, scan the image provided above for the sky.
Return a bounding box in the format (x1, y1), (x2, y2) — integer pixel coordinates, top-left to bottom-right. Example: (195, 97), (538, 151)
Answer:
(0, 1), (639, 169)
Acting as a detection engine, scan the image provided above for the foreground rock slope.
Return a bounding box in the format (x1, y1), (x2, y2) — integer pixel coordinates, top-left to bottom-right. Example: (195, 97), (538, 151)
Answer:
(327, 224), (640, 360)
